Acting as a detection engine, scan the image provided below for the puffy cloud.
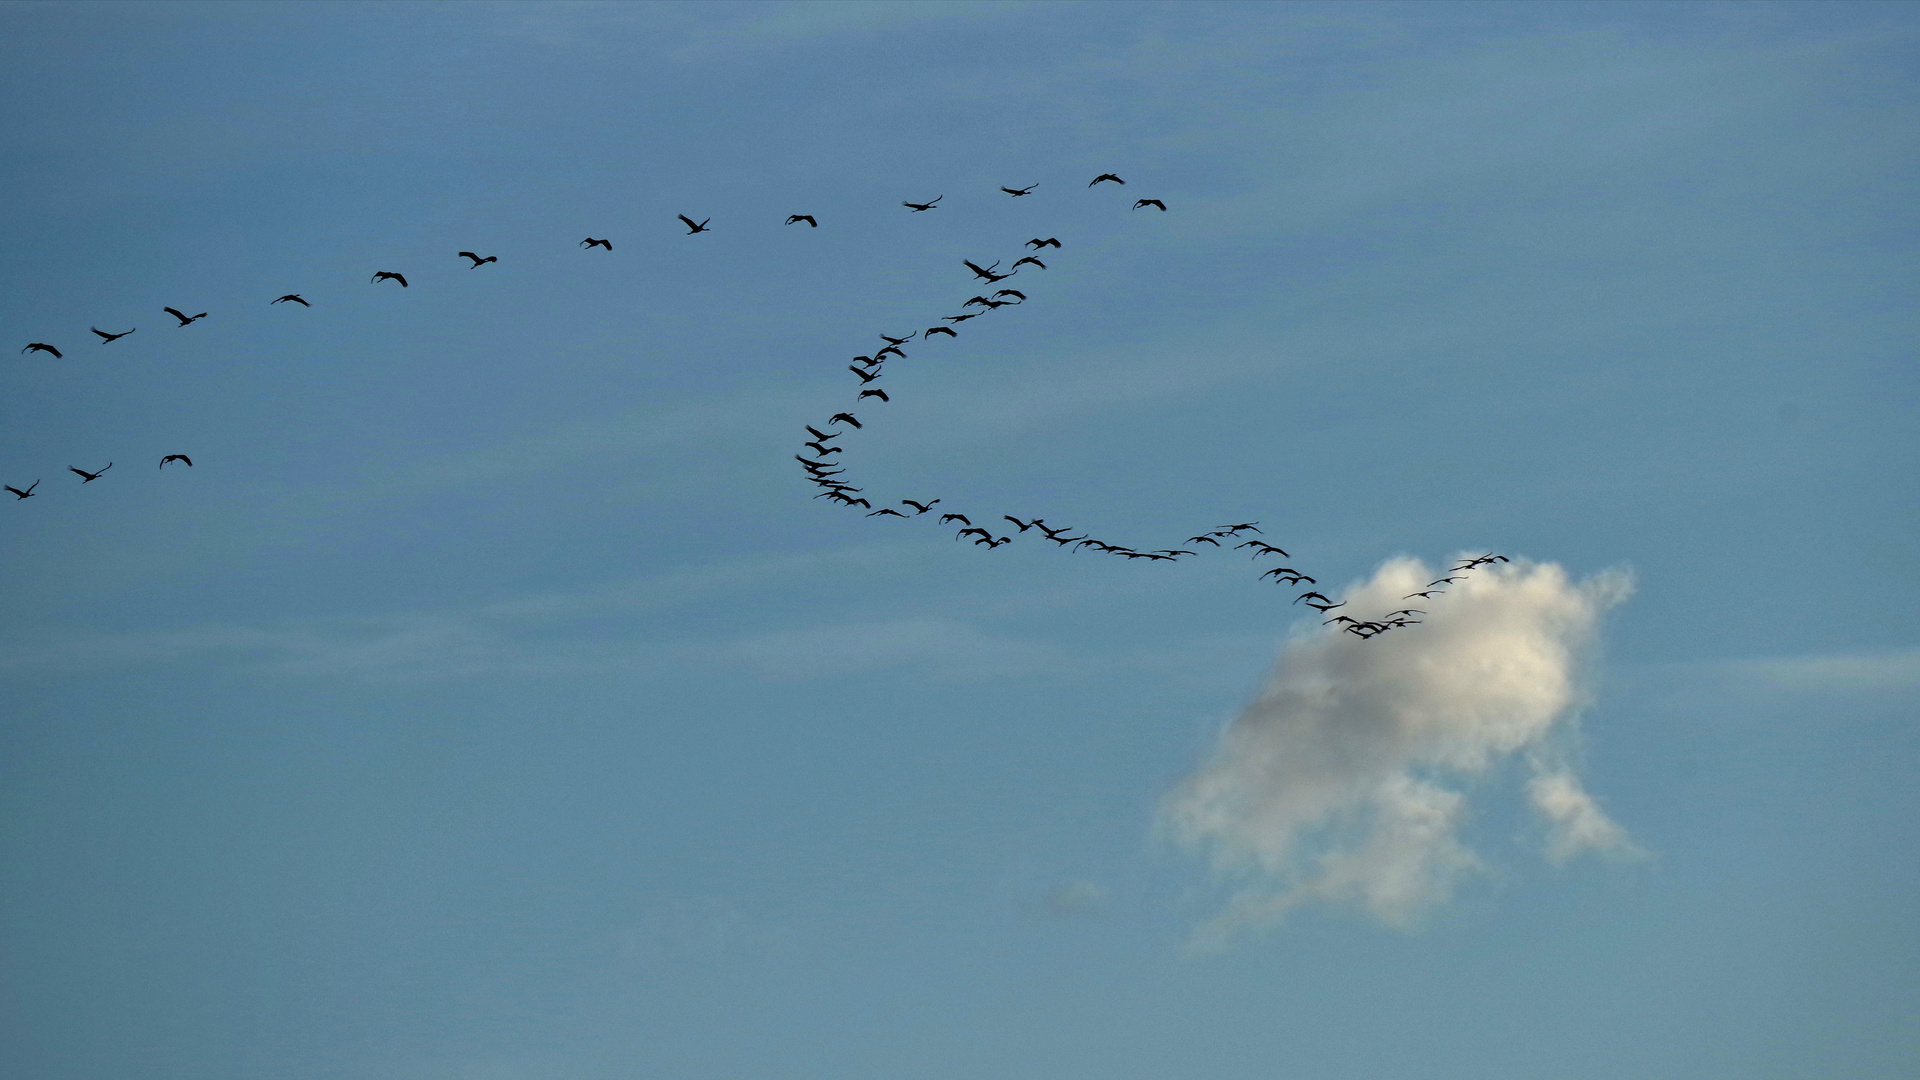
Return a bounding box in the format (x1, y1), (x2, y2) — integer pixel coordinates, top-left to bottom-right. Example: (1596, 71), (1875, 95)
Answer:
(1161, 557), (1633, 947)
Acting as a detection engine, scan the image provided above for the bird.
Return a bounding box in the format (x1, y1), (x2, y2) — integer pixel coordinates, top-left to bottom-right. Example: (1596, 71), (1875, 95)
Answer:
(1223, 522), (1261, 534)
(843, 497), (872, 509)
(164, 307), (208, 325)
(1326, 615), (1361, 627)
(21, 343), (61, 357)
(963, 259), (1007, 282)
(1186, 535), (1221, 546)
(992, 289), (1025, 300)
(858, 388), (889, 402)
(91, 327), (135, 342)
(957, 527), (992, 541)
(1010, 256), (1046, 270)
(902, 195), (942, 212)
(1404, 591), (1441, 599)
(963, 296), (993, 308)
(1001, 183), (1038, 196)
(1003, 516), (1036, 532)
(580, 237), (612, 250)
(943, 313), (980, 323)
(1133, 198), (1167, 211)
(901, 499), (939, 515)
(1025, 238), (1062, 249)
(159, 454), (192, 469)
(1294, 592), (1333, 606)
(981, 299), (1018, 309)
(1427, 577), (1464, 587)
(1386, 609), (1425, 618)
(457, 251), (497, 267)
(1089, 174), (1125, 186)
(1237, 541), (1289, 558)
(1304, 600), (1345, 613)
(785, 215), (817, 227)
(270, 294), (309, 306)
(371, 272), (407, 287)
(803, 442), (840, 456)
(867, 508), (908, 518)
(979, 536), (1012, 548)
(874, 346), (905, 360)
(925, 326), (957, 338)
(939, 513), (971, 526)
(1046, 534), (1088, 546)
(849, 366), (881, 383)
(828, 413), (861, 428)
(69, 462), (112, 483)
(677, 214), (712, 234)
(4, 480), (38, 500)
(879, 333), (915, 346)
(805, 426), (839, 441)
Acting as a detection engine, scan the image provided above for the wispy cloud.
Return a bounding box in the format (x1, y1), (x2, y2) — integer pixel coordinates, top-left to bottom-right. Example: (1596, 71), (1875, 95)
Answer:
(1161, 557), (1635, 948)
(1729, 647), (1920, 692)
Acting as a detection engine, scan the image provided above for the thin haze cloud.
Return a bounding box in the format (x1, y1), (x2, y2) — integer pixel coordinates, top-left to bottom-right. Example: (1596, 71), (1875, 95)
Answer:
(1162, 557), (1635, 948)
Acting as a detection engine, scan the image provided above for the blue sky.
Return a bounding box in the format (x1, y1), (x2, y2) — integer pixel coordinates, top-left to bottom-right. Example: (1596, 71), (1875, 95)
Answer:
(1, 2), (1916, 1078)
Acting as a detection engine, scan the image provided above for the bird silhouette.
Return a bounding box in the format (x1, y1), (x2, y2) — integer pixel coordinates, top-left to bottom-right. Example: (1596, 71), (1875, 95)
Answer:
(1089, 173), (1125, 186)
(457, 251), (497, 267)
(785, 214), (817, 227)
(993, 289), (1025, 300)
(1133, 199), (1166, 211)
(1001, 184), (1038, 196)
(159, 454), (192, 469)
(164, 307), (208, 325)
(20, 343), (61, 358)
(1003, 516), (1037, 532)
(370, 272), (407, 287)
(1404, 591), (1441, 599)
(962, 259), (1009, 282)
(902, 195), (942, 212)
(804, 443), (840, 456)
(963, 296), (993, 308)
(677, 214), (711, 234)
(939, 513), (971, 526)
(580, 237), (612, 250)
(867, 508), (908, 518)
(874, 346), (905, 360)
(91, 327), (135, 342)
(1025, 238), (1062, 249)
(943, 313), (980, 323)
(4, 480), (38, 500)
(1295, 592), (1333, 606)
(858, 388), (889, 402)
(901, 499), (939, 514)
(69, 462), (112, 483)
(1010, 256), (1046, 270)
(828, 413), (861, 428)
(925, 326), (957, 338)
(849, 366), (881, 383)
(805, 426), (839, 442)
(1186, 535), (1221, 545)
(956, 527), (992, 541)
(879, 333), (915, 345)
(270, 294), (309, 306)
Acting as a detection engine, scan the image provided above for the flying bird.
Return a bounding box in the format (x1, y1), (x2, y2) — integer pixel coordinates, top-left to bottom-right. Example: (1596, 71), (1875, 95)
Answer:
(992, 289), (1025, 300)
(91, 327), (135, 342)
(69, 462), (112, 483)
(159, 454), (192, 469)
(1404, 591), (1441, 599)
(4, 481), (38, 500)
(804, 443), (840, 456)
(1222, 522), (1261, 534)
(270, 294), (309, 306)
(902, 195), (942, 212)
(849, 365), (881, 383)
(939, 513), (971, 526)
(1003, 516), (1036, 532)
(1010, 256), (1046, 270)
(580, 237), (612, 250)
(1088, 173), (1124, 186)
(956, 528), (992, 542)
(1000, 184), (1038, 196)
(867, 508), (908, 518)
(925, 326), (957, 338)
(1186, 535), (1221, 546)
(901, 499), (939, 515)
(164, 307), (208, 325)
(785, 215), (817, 227)
(20, 343), (61, 358)
(879, 333), (915, 346)
(962, 259), (1006, 282)
(874, 346), (905, 360)
(457, 251), (497, 267)
(371, 272), (407, 287)
(828, 413), (862, 428)
(1132, 198), (1166, 211)
(1294, 592), (1333, 606)
(677, 215), (712, 234)
(858, 388), (889, 402)
(1427, 577), (1464, 587)
(1025, 238), (1061, 249)
(943, 313), (980, 323)
(962, 296), (993, 308)
(805, 426), (838, 441)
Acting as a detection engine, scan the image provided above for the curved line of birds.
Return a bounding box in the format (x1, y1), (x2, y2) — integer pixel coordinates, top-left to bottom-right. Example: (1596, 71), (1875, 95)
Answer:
(10, 173), (1500, 638)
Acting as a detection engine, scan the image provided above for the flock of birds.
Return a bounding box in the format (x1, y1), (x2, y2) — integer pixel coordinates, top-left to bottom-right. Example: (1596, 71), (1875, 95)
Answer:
(12, 172), (1503, 640)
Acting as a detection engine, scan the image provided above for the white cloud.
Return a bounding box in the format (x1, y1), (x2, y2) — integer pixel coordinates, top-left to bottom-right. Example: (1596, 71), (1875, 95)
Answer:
(1161, 556), (1633, 947)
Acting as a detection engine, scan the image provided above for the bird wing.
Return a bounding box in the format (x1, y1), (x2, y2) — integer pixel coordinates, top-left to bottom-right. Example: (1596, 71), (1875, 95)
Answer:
(164, 307), (187, 321)
(678, 214), (696, 228)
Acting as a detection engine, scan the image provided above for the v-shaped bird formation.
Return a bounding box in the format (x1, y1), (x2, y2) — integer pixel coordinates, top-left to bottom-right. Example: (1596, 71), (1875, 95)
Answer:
(9, 173), (1501, 639)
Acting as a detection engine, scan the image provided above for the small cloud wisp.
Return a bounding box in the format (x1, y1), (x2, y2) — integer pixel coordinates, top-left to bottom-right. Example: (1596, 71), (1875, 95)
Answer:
(1161, 557), (1634, 947)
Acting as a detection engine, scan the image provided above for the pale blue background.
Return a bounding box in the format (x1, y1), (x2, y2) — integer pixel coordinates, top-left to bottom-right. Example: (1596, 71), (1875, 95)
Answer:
(1, 3), (1916, 1078)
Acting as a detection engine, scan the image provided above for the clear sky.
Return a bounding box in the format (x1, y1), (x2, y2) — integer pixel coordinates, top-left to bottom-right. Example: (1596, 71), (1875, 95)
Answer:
(1, 2), (1916, 1078)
